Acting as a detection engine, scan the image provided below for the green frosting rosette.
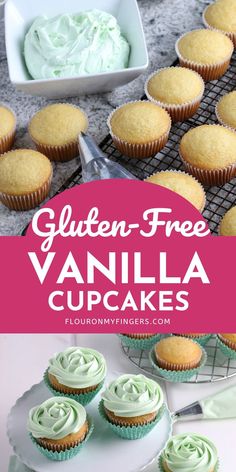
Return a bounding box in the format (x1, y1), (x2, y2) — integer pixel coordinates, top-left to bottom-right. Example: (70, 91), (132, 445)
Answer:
(28, 397), (93, 461)
(99, 373), (165, 439)
(217, 336), (236, 360)
(149, 346), (207, 383)
(45, 346), (107, 405)
(118, 334), (163, 350)
(158, 433), (219, 472)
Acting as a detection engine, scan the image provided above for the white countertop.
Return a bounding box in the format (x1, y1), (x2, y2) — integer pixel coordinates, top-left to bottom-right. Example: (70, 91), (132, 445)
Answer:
(1, 334), (236, 471)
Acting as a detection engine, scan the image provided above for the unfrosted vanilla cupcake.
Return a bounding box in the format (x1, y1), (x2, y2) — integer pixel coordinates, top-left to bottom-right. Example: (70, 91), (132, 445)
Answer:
(145, 67), (204, 122)
(203, 0), (236, 47)
(145, 171), (206, 212)
(0, 149), (52, 211)
(176, 29), (233, 80)
(154, 336), (203, 371)
(179, 124), (236, 185)
(29, 103), (88, 162)
(0, 105), (16, 154)
(108, 101), (171, 158)
(218, 333), (236, 350)
(219, 206), (236, 235)
(216, 91), (236, 130)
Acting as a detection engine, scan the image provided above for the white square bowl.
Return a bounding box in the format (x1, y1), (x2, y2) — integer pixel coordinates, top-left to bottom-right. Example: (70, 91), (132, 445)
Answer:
(5, 0), (149, 98)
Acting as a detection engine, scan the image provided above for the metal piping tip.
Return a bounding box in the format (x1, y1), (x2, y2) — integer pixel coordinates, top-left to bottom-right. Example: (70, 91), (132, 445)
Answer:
(78, 132), (106, 165)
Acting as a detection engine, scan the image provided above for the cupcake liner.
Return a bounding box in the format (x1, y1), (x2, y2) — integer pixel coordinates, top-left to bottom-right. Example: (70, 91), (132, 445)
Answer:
(144, 169), (206, 213)
(144, 68), (204, 122)
(203, 6), (236, 48)
(158, 455), (220, 472)
(107, 101), (171, 159)
(175, 31), (233, 81)
(44, 370), (103, 405)
(118, 333), (163, 350)
(0, 103), (16, 154)
(0, 172), (52, 211)
(215, 100), (236, 131)
(174, 334), (212, 346)
(149, 346), (207, 382)
(217, 336), (236, 359)
(179, 149), (236, 186)
(99, 400), (166, 440)
(29, 415), (94, 461)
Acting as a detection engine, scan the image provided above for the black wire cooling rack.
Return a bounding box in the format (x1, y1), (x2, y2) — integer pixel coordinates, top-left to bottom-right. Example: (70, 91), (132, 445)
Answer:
(32, 53), (236, 237)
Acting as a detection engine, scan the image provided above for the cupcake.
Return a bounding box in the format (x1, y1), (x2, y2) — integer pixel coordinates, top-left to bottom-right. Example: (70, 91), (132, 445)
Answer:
(175, 29), (234, 80)
(118, 333), (162, 350)
(29, 103), (88, 162)
(154, 336), (203, 371)
(99, 374), (164, 439)
(179, 124), (236, 185)
(218, 334), (236, 358)
(174, 333), (212, 346)
(108, 101), (171, 158)
(0, 149), (52, 211)
(203, 0), (236, 47)
(219, 206), (236, 235)
(27, 397), (93, 460)
(159, 433), (219, 472)
(216, 91), (236, 130)
(145, 67), (204, 122)
(45, 346), (107, 405)
(145, 171), (206, 213)
(0, 105), (16, 154)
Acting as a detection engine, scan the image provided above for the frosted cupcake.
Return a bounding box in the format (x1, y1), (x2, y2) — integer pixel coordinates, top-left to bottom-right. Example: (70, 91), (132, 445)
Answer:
(99, 374), (164, 439)
(216, 91), (236, 130)
(108, 101), (171, 158)
(45, 346), (107, 405)
(0, 105), (16, 154)
(28, 397), (93, 460)
(219, 206), (236, 235)
(29, 103), (88, 162)
(145, 67), (204, 122)
(203, 0), (236, 47)
(176, 29), (233, 80)
(159, 433), (219, 471)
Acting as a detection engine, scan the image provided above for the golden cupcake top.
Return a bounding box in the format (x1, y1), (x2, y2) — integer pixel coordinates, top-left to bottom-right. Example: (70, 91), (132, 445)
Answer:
(29, 103), (88, 147)
(180, 124), (236, 170)
(146, 67), (204, 105)
(177, 29), (233, 64)
(0, 105), (16, 139)
(219, 206), (236, 236)
(220, 333), (236, 342)
(109, 101), (171, 144)
(204, 0), (236, 33)
(145, 171), (205, 212)
(216, 91), (236, 130)
(155, 336), (202, 366)
(0, 149), (52, 195)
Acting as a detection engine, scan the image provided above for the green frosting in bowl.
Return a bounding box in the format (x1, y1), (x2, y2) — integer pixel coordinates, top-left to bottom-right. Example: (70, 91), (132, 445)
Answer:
(161, 433), (218, 472)
(24, 10), (130, 79)
(101, 374), (164, 417)
(27, 397), (86, 440)
(48, 346), (107, 389)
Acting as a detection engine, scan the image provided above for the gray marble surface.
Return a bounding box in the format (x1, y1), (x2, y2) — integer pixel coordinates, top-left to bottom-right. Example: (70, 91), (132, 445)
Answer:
(0, 0), (209, 235)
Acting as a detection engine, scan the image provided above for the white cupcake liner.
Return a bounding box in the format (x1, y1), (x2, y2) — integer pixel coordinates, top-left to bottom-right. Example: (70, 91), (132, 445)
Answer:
(0, 172), (52, 211)
(203, 6), (236, 48)
(215, 98), (236, 131)
(29, 103), (88, 162)
(107, 100), (171, 159)
(144, 67), (205, 122)
(0, 102), (16, 154)
(144, 169), (206, 213)
(175, 30), (234, 81)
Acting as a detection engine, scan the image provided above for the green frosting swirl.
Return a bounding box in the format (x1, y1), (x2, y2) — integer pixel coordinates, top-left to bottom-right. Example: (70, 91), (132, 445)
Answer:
(102, 374), (163, 417)
(48, 346), (107, 388)
(24, 10), (130, 79)
(27, 397), (86, 439)
(162, 433), (218, 472)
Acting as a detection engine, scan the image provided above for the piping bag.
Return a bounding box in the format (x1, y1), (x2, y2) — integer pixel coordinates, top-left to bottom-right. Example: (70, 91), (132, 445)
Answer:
(78, 132), (137, 182)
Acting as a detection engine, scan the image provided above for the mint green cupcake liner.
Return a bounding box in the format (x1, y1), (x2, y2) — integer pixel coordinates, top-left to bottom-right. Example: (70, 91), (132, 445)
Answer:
(158, 455), (219, 471)
(29, 415), (94, 461)
(98, 400), (166, 440)
(149, 346), (207, 383)
(118, 334), (163, 350)
(217, 337), (236, 360)
(173, 334), (213, 347)
(44, 370), (103, 405)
